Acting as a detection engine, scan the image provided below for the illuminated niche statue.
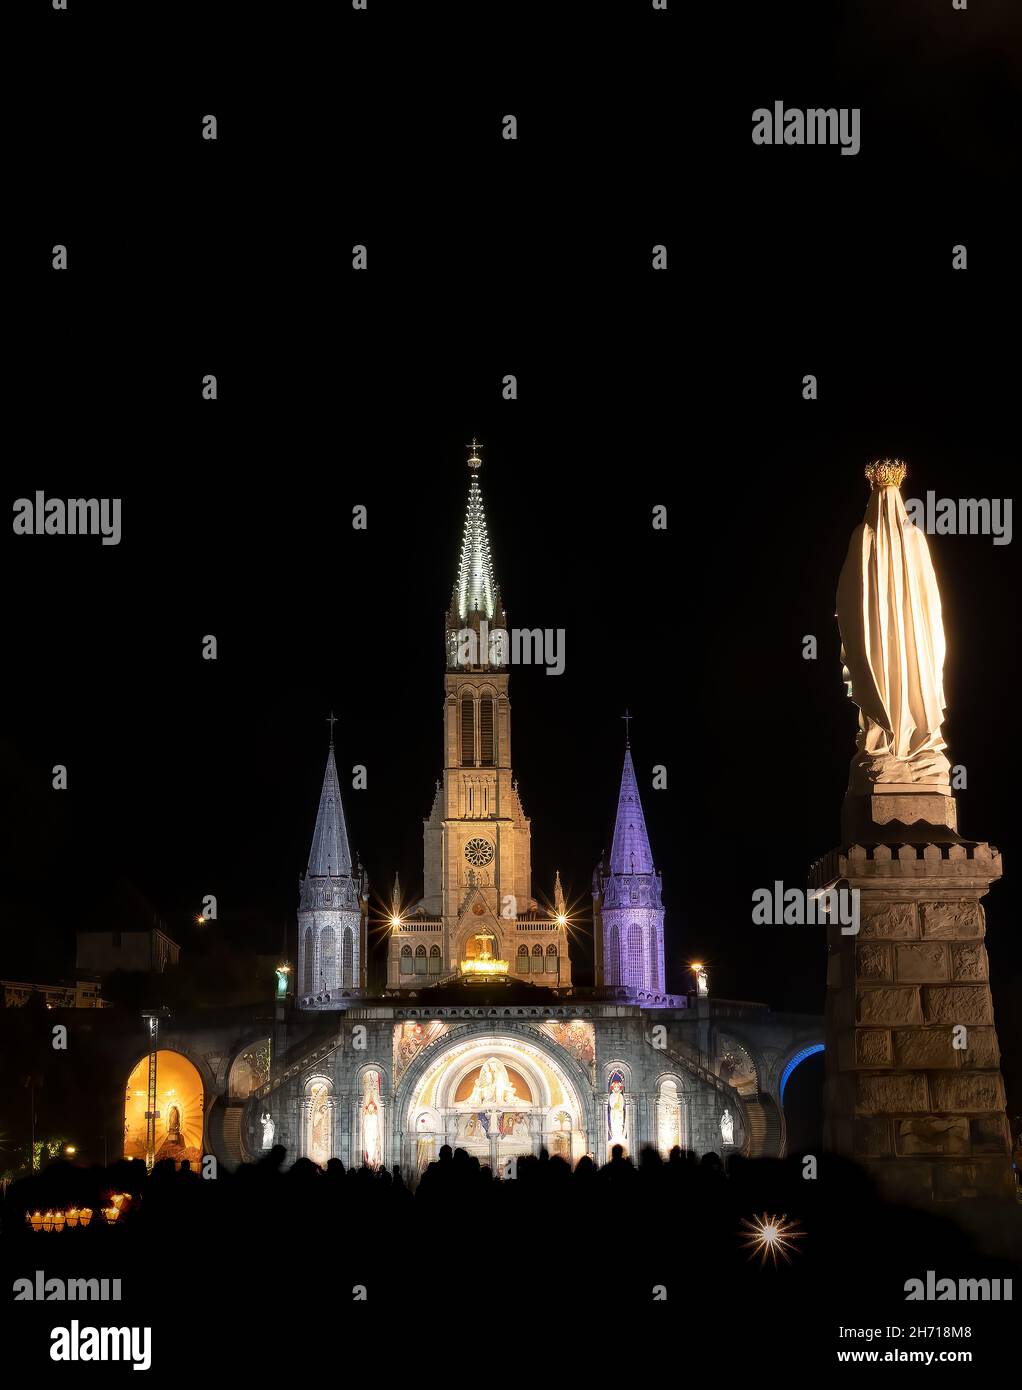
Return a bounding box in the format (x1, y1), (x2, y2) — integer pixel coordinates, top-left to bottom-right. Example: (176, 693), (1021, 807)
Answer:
(720, 1108), (734, 1146)
(260, 1112), (275, 1150)
(607, 1071), (628, 1153)
(362, 1070), (383, 1168)
(466, 1058), (518, 1107)
(836, 460), (951, 792)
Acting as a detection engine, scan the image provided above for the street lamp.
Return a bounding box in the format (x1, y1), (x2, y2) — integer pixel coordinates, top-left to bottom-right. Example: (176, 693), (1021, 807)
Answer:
(140, 1008), (170, 1173)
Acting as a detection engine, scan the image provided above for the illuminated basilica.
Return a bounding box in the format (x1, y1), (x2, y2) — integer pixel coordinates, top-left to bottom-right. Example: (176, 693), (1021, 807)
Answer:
(126, 448), (823, 1176)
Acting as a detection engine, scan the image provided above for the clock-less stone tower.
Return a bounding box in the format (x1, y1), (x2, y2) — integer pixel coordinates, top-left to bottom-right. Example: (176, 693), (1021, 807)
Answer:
(387, 442), (572, 989)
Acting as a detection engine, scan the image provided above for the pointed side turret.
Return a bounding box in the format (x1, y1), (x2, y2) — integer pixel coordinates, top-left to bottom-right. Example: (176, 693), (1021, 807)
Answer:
(593, 720), (666, 1000)
(306, 742), (354, 879)
(297, 722), (366, 1005)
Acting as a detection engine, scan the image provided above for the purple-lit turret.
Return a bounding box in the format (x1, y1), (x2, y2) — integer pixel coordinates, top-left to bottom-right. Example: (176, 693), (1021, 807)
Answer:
(592, 728), (666, 1000)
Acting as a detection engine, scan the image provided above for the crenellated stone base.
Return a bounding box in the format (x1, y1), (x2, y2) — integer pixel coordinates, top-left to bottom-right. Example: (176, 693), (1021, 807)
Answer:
(815, 817), (1013, 1204)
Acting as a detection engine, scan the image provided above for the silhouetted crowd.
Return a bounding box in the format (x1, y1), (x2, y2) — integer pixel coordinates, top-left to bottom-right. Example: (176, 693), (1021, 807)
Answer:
(3, 1143), (1019, 1317)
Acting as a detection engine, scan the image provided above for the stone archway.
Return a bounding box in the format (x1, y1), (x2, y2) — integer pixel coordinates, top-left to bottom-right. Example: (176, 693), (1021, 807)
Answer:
(124, 1049), (204, 1167)
(397, 1028), (593, 1176)
(779, 1042), (825, 1156)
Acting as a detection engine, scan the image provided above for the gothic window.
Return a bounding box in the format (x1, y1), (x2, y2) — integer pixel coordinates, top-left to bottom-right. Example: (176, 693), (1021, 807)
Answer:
(320, 926), (336, 991)
(461, 697), (475, 766)
(400, 945), (413, 975)
(414, 945), (427, 976)
(627, 923), (642, 985)
(607, 922), (619, 986)
(479, 697), (494, 765)
(517, 945), (528, 973)
(428, 945), (441, 975)
(532, 944), (544, 974)
(303, 927), (314, 995)
(342, 928), (354, 988)
(545, 944), (558, 974)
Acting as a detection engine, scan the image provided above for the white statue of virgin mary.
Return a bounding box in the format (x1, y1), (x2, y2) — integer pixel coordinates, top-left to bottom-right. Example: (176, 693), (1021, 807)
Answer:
(836, 461), (951, 793)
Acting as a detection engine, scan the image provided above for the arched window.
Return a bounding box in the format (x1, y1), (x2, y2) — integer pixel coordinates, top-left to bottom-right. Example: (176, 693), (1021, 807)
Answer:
(319, 927), (336, 991)
(303, 927), (314, 995)
(517, 945), (528, 973)
(657, 1078), (682, 1158)
(546, 944), (558, 973)
(342, 927), (354, 988)
(414, 944), (427, 976)
(627, 923), (642, 985)
(479, 697), (495, 765)
(532, 944), (544, 974)
(607, 922), (619, 986)
(428, 945), (442, 975)
(461, 697), (475, 766)
(400, 945), (413, 976)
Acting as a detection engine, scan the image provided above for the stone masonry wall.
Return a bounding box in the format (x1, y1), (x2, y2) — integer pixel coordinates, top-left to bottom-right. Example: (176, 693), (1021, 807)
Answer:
(823, 841), (1012, 1202)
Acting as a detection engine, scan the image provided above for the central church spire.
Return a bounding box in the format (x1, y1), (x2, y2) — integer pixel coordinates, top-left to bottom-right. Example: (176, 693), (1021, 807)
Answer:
(446, 441), (507, 669)
(453, 439), (499, 622)
(386, 441), (571, 992)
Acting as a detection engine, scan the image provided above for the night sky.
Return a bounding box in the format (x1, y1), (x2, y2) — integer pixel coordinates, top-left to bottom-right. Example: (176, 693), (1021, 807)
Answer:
(5, 3), (1019, 1110)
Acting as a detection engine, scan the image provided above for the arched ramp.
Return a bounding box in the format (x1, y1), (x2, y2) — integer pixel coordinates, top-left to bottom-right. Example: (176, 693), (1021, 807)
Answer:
(780, 1043), (824, 1155)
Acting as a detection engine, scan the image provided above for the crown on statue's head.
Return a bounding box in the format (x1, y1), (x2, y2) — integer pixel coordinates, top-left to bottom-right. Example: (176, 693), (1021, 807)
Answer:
(865, 458), (908, 491)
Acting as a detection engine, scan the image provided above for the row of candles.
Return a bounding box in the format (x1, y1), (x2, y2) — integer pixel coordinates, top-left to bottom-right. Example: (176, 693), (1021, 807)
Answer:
(25, 1193), (132, 1231)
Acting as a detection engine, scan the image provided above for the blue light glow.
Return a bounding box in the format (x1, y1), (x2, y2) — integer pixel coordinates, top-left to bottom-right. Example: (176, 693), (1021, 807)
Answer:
(779, 1044), (824, 1104)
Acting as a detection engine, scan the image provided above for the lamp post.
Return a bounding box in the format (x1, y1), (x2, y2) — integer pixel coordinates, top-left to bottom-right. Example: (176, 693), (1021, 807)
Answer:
(140, 1008), (170, 1173)
(272, 963), (291, 1081)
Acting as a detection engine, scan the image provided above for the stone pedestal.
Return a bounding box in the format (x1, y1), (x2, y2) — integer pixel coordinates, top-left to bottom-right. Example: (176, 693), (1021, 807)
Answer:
(841, 789), (958, 844)
(815, 797), (1012, 1203)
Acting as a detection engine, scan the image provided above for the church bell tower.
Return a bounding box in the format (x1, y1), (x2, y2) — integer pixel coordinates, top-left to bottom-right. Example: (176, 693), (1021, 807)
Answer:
(387, 441), (571, 989)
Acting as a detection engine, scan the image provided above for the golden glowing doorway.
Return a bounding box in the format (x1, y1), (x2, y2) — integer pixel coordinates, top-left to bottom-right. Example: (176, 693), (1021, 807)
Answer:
(124, 1050), (204, 1167)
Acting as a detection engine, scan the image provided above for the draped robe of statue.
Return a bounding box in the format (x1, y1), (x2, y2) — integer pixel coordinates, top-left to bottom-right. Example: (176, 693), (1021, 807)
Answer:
(836, 464), (951, 793)
(720, 1108), (734, 1146)
(607, 1078), (628, 1152)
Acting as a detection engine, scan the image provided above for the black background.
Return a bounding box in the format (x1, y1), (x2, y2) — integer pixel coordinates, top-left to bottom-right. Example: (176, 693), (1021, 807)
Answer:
(3, 0), (1020, 1366)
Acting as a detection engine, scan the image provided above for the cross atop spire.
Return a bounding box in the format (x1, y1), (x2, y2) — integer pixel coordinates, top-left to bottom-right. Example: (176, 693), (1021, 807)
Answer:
(326, 710), (338, 746)
(466, 437), (484, 470)
(622, 708), (633, 748)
